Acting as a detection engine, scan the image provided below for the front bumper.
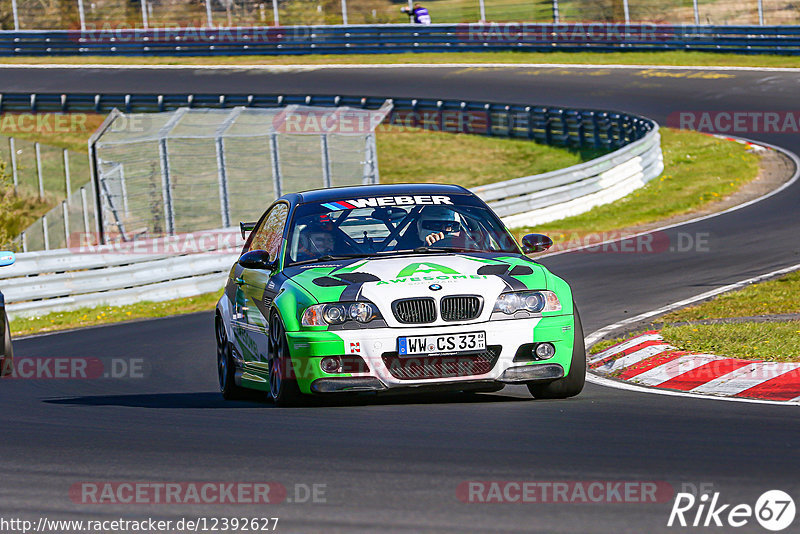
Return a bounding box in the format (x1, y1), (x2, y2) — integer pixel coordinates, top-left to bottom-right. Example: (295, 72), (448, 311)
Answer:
(287, 314), (575, 395)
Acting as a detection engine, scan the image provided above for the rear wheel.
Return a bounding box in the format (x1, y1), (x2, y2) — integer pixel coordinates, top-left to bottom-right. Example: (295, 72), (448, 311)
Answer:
(216, 315), (247, 400)
(527, 307), (586, 399)
(1, 310), (13, 377)
(268, 313), (302, 407)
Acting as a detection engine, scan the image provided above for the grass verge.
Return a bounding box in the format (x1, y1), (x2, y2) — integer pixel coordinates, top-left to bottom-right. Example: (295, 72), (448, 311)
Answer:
(661, 270), (800, 322)
(10, 292), (222, 337)
(660, 322), (800, 363)
(591, 270), (800, 362)
(4, 50), (800, 68)
(517, 128), (760, 239)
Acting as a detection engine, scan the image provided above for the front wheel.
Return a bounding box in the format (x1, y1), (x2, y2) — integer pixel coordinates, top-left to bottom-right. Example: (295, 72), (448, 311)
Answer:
(268, 313), (302, 407)
(527, 307), (586, 399)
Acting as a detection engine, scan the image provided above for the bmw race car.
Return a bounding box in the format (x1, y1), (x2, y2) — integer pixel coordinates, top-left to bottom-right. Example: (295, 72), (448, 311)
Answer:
(215, 184), (584, 406)
(1, 251), (15, 377)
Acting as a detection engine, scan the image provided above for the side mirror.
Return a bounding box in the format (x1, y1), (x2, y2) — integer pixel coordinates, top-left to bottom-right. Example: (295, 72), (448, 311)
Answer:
(0, 251), (15, 267)
(238, 249), (274, 270)
(521, 234), (553, 254)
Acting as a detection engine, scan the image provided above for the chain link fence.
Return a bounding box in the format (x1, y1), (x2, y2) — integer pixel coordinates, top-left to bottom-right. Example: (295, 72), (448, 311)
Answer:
(91, 103), (390, 244)
(1, 0), (796, 30)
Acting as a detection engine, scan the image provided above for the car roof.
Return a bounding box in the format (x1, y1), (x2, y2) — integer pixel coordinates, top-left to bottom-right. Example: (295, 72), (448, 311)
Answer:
(292, 183), (472, 205)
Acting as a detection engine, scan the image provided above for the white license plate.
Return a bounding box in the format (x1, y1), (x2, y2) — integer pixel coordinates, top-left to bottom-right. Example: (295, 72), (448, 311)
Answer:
(398, 331), (486, 356)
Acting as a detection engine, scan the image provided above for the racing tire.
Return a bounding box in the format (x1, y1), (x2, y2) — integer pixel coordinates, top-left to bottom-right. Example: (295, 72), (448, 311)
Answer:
(268, 313), (302, 407)
(1, 311), (13, 377)
(527, 307), (586, 399)
(216, 314), (248, 400)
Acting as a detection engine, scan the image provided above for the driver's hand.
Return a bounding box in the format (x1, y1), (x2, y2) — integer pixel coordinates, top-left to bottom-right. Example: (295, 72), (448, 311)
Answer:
(425, 232), (445, 245)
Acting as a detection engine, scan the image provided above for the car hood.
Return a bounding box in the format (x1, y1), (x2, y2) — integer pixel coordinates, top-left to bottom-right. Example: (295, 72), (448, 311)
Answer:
(284, 253), (549, 327)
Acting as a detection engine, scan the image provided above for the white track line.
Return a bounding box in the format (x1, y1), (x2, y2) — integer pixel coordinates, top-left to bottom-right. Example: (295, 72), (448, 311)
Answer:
(586, 373), (800, 406)
(2, 63), (800, 73)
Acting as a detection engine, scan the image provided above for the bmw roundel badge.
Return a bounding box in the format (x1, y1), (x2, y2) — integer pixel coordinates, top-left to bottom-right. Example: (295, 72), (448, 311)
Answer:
(429, 284), (443, 291)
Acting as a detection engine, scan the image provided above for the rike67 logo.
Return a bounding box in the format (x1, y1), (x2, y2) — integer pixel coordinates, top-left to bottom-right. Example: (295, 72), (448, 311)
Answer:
(668, 489), (796, 531)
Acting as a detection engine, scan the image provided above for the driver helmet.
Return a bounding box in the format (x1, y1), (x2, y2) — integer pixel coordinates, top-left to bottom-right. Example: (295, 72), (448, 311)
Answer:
(417, 205), (458, 242)
(302, 215), (336, 255)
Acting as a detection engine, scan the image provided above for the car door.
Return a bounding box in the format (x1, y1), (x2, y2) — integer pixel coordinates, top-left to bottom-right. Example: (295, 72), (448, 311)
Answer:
(230, 202), (289, 378)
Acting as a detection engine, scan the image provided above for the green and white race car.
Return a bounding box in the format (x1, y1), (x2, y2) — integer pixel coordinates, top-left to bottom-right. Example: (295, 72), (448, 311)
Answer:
(215, 184), (584, 406)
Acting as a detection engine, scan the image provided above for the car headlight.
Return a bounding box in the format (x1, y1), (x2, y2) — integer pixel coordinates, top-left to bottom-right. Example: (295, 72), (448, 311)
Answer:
(302, 302), (380, 326)
(492, 290), (561, 315)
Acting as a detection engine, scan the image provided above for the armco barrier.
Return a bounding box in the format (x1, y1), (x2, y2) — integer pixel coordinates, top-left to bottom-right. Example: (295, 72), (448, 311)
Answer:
(0, 92), (661, 318)
(1, 24), (800, 55)
(0, 230), (242, 318)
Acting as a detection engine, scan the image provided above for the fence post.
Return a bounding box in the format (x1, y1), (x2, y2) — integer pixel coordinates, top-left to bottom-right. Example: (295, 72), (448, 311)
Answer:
(9, 138), (18, 195)
(215, 137), (231, 228)
(21, 231), (27, 253)
(11, 0), (19, 30)
(321, 134), (332, 188)
(63, 148), (71, 197)
(622, 0), (630, 23)
(205, 0), (214, 27)
(272, 0), (279, 26)
(362, 133), (378, 185)
(757, 0), (764, 25)
(141, 0), (150, 29)
(552, 0), (559, 23)
(80, 186), (91, 237)
(269, 133), (283, 199)
(78, 0), (86, 30)
(43, 215), (50, 251)
(478, 0), (486, 21)
(158, 139), (175, 235)
(63, 200), (70, 248)
(341, 0), (348, 24)
(35, 142), (44, 200)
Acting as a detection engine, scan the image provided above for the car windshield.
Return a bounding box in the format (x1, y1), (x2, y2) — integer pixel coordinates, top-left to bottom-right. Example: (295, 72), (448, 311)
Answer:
(285, 194), (519, 265)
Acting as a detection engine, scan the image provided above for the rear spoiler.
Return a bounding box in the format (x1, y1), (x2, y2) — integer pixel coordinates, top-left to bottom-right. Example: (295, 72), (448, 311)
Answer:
(240, 221), (257, 239)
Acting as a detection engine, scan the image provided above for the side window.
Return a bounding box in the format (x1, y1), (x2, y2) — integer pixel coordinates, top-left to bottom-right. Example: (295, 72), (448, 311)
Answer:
(248, 203), (289, 260)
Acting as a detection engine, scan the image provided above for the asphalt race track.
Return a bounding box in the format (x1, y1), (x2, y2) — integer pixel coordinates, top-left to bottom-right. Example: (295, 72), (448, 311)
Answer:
(1, 65), (799, 533)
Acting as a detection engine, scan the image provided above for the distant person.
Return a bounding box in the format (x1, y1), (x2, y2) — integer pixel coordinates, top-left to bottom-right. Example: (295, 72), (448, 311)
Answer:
(401, 3), (432, 24)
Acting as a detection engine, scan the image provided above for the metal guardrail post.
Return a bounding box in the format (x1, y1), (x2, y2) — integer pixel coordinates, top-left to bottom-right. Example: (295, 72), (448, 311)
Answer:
(321, 135), (332, 189)
(89, 108), (123, 244)
(693, 0), (700, 25)
(35, 142), (44, 200)
(758, 0), (764, 25)
(623, 0), (630, 24)
(63, 148), (71, 196)
(272, 0), (279, 27)
(11, 0), (20, 30)
(141, 0), (150, 29)
(341, 0), (348, 25)
(78, 0), (87, 30)
(205, 0), (214, 27)
(42, 215), (50, 251)
(62, 201), (70, 248)
(552, 0), (560, 23)
(9, 138), (18, 195)
(269, 133), (283, 199)
(479, 0), (486, 22)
